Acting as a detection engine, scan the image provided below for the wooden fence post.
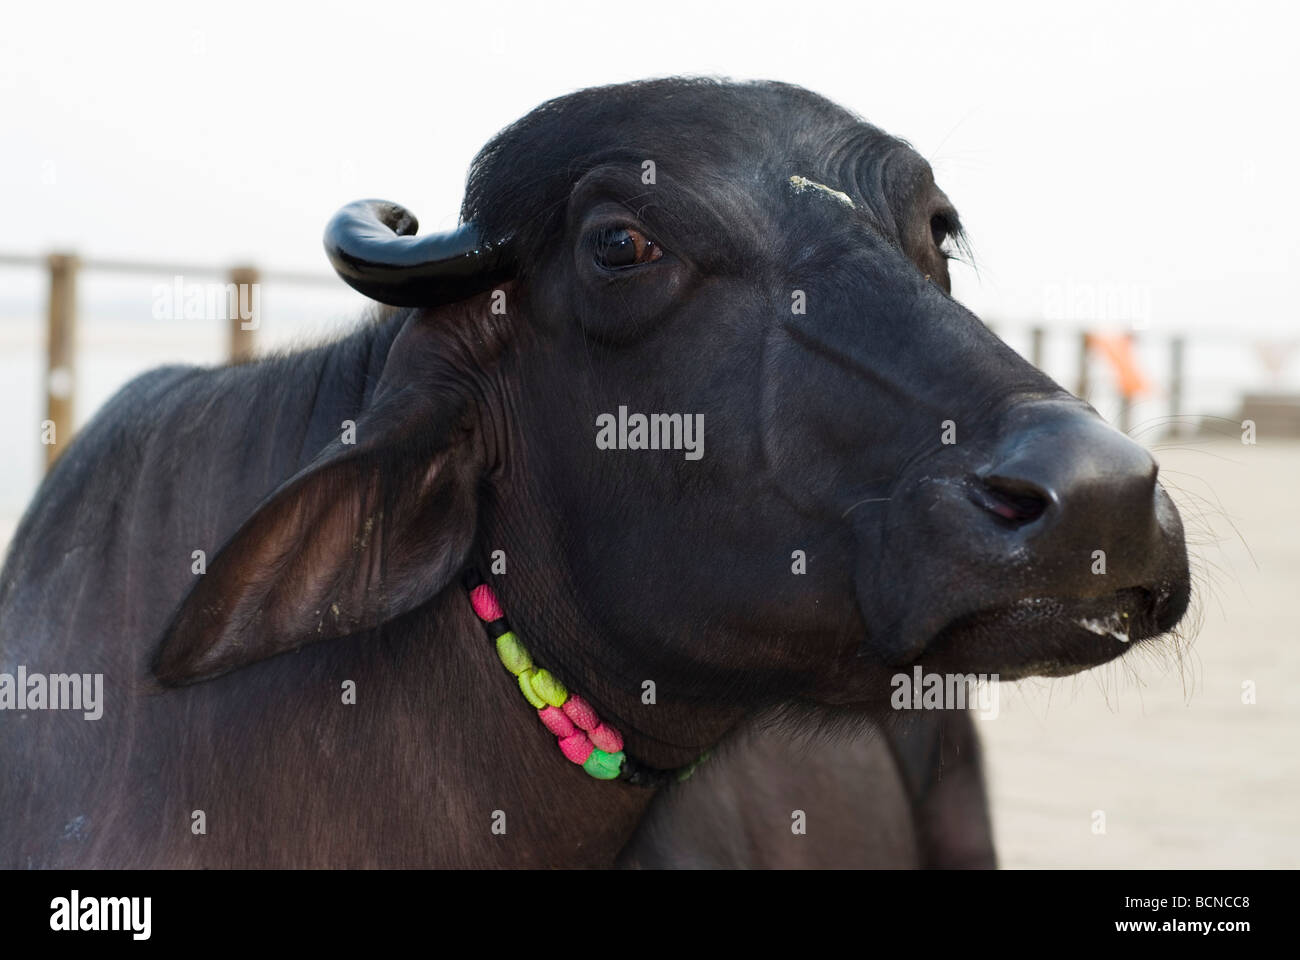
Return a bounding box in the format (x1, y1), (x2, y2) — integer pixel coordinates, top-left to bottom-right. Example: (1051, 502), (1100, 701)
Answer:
(1075, 331), (1090, 401)
(45, 253), (79, 470)
(1169, 337), (1185, 438)
(228, 265), (259, 363)
(1116, 333), (1137, 435)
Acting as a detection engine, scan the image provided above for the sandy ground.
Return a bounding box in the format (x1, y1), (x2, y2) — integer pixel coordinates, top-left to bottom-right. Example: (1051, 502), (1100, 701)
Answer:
(976, 435), (1300, 868)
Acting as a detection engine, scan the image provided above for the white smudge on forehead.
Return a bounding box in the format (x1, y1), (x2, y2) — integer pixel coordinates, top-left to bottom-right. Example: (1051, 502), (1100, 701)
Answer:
(787, 175), (855, 209)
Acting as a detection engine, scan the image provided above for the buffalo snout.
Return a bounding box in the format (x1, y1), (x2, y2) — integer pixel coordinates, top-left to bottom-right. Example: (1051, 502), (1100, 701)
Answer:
(857, 400), (1191, 680)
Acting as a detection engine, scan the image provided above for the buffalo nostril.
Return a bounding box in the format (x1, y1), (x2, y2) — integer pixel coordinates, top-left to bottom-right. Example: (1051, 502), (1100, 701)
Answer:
(970, 474), (1050, 526)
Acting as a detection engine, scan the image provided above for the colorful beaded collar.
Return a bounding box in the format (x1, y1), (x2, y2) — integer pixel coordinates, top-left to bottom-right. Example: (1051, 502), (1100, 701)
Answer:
(464, 571), (704, 787)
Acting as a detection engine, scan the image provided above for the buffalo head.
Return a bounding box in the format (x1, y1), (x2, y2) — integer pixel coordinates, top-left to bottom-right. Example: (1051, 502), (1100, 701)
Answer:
(157, 79), (1189, 764)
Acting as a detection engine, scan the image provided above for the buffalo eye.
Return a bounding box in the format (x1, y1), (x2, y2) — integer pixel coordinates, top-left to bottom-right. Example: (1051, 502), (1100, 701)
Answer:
(590, 226), (663, 269)
(930, 214), (951, 249)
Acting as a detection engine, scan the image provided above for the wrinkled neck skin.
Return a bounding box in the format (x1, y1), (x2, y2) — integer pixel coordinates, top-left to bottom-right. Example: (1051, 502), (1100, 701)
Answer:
(472, 502), (751, 773)
(462, 349), (750, 773)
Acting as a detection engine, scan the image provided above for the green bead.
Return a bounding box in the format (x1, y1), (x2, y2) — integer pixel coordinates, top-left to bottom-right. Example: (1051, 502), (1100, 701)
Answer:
(495, 631), (532, 676)
(583, 748), (624, 780)
(530, 668), (568, 708)
(517, 669), (547, 709)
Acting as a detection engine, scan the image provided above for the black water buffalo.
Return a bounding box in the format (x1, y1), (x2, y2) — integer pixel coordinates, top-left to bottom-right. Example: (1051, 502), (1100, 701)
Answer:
(0, 78), (1189, 868)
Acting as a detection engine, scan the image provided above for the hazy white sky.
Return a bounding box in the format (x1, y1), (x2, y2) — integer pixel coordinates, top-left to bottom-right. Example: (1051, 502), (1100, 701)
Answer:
(2, 0), (1296, 332)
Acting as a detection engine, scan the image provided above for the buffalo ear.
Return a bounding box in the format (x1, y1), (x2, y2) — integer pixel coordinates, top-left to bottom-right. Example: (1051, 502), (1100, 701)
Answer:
(153, 314), (486, 687)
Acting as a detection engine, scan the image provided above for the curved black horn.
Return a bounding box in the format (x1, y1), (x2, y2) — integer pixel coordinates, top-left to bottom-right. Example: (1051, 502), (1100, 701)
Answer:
(324, 199), (514, 307)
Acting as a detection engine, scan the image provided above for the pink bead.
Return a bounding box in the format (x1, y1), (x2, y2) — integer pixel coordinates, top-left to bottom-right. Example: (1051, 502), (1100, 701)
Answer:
(589, 723), (623, 754)
(538, 706), (576, 738)
(469, 584), (503, 622)
(558, 732), (594, 764)
(562, 694), (600, 732)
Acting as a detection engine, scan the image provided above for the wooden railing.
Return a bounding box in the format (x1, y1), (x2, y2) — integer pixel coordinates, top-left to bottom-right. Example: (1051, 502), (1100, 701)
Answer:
(0, 252), (1224, 470)
(0, 252), (339, 469)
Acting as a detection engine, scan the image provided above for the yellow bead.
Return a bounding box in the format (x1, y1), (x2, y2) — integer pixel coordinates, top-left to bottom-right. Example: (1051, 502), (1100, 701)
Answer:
(530, 669), (568, 708)
(518, 669), (547, 709)
(495, 632), (532, 676)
